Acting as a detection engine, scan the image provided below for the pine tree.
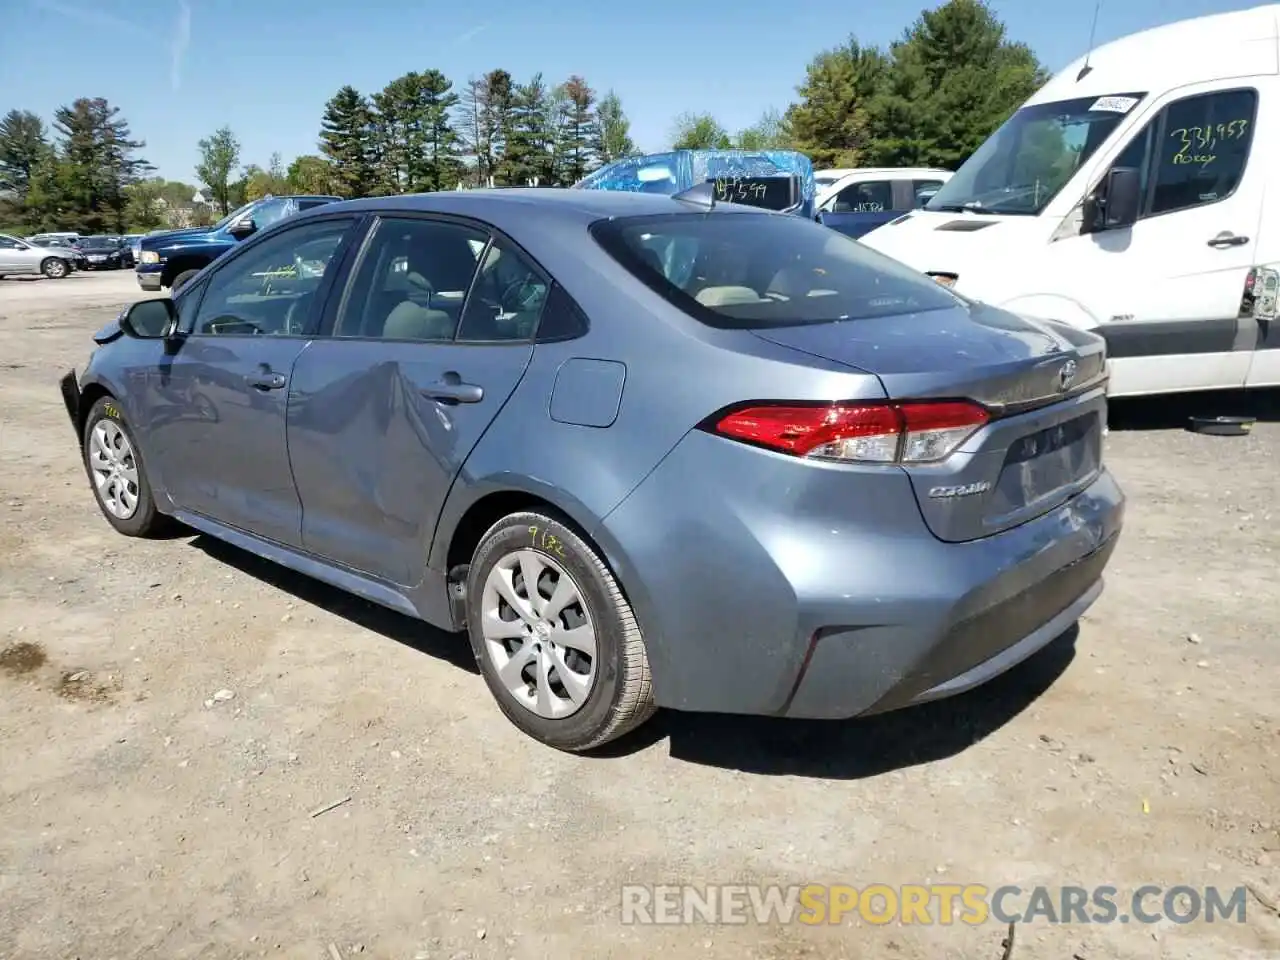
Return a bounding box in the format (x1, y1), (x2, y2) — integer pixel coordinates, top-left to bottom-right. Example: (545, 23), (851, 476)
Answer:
(593, 91), (635, 165)
(319, 86), (376, 198)
(557, 76), (598, 184)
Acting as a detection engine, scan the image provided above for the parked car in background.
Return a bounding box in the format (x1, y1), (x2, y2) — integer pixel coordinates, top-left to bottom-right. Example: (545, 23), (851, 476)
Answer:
(120, 234), (144, 267)
(59, 188), (1124, 752)
(27, 236), (86, 271)
(27, 231), (80, 246)
(859, 4), (1280, 398)
(813, 167), (953, 238)
(135, 194), (341, 292)
(574, 148), (817, 219)
(77, 235), (128, 270)
(0, 233), (75, 279)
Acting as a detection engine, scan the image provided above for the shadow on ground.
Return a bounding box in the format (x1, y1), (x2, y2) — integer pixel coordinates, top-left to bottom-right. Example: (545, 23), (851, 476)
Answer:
(1108, 386), (1280, 431)
(600, 626), (1079, 778)
(186, 530), (1077, 778)
(188, 533), (478, 674)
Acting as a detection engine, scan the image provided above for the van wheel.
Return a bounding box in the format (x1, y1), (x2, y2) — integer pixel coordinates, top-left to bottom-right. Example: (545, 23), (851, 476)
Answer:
(170, 268), (200, 291)
(42, 258), (68, 279)
(466, 510), (656, 752)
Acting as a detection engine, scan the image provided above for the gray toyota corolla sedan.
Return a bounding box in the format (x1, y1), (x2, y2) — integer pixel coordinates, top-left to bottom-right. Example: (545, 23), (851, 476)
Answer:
(58, 188), (1125, 752)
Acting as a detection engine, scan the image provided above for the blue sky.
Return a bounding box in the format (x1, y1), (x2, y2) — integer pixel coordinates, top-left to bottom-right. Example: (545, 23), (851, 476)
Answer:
(0, 0), (1260, 183)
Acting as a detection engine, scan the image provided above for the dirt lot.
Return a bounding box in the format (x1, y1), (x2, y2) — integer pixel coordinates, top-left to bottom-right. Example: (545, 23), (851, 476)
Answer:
(1, 270), (1278, 960)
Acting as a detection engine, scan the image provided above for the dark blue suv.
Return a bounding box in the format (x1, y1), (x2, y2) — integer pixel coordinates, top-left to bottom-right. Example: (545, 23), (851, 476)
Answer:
(136, 194), (340, 292)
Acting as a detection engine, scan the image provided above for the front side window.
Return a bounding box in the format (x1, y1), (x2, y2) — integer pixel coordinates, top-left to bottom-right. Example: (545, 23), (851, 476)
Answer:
(191, 218), (353, 337)
(591, 212), (960, 330)
(247, 198), (298, 232)
(927, 92), (1146, 215)
(336, 217), (488, 341)
(209, 199), (258, 232)
(0, 235), (21, 249)
(831, 180), (892, 213)
(1101, 87), (1257, 221)
(1151, 89), (1256, 215)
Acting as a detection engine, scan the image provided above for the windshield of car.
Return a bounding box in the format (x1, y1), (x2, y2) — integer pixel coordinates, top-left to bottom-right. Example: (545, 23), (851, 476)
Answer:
(926, 92), (1146, 216)
(82, 236), (119, 248)
(590, 211), (960, 330)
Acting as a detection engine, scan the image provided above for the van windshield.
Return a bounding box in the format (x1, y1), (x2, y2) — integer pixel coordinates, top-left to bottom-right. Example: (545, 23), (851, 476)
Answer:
(926, 92), (1146, 216)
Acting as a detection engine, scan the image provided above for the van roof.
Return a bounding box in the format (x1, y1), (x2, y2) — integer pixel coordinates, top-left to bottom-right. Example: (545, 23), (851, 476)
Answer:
(1031, 4), (1280, 105)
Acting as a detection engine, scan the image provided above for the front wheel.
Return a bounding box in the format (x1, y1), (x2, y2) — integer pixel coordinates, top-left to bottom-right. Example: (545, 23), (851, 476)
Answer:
(466, 510), (656, 752)
(41, 257), (68, 279)
(170, 268), (201, 292)
(82, 397), (170, 537)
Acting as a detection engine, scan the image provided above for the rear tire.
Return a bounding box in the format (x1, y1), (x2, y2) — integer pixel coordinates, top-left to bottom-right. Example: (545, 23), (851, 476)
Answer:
(81, 396), (171, 538)
(465, 510), (656, 752)
(171, 268), (201, 292)
(41, 257), (68, 279)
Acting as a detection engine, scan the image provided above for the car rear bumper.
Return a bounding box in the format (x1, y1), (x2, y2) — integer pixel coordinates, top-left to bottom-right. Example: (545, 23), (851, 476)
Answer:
(599, 429), (1125, 719)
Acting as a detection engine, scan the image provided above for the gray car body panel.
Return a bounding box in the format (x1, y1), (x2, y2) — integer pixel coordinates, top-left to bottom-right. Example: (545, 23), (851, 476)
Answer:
(69, 189), (1125, 718)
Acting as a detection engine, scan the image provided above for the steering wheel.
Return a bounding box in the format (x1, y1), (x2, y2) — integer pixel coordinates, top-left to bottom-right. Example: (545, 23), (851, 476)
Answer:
(500, 277), (545, 313)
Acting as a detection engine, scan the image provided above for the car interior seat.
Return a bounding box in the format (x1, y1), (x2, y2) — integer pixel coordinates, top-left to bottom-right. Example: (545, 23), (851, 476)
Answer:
(382, 300), (455, 341)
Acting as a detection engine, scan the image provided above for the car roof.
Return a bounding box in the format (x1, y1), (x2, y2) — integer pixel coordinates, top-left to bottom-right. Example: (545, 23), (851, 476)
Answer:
(303, 187), (773, 229)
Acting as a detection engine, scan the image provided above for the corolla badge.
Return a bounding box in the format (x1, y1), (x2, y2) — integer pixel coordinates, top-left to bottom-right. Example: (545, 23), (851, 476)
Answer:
(1057, 359), (1078, 391)
(928, 481), (991, 499)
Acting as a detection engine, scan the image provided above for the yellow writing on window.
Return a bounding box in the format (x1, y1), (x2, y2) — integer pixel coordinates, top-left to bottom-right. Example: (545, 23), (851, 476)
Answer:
(1169, 118), (1249, 169)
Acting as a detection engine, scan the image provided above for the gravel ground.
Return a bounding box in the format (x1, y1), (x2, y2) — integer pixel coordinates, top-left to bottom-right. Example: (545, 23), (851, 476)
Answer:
(1, 271), (1278, 960)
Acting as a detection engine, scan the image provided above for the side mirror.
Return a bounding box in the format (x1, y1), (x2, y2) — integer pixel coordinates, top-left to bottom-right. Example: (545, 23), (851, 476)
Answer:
(119, 298), (178, 340)
(815, 211), (826, 224)
(1086, 166), (1141, 233)
(228, 217), (257, 240)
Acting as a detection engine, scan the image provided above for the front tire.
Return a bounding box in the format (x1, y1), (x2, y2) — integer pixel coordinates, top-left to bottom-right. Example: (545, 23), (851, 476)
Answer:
(465, 510), (656, 752)
(41, 257), (68, 279)
(82, 396), (169, 537)
(171, 268), (201, 292)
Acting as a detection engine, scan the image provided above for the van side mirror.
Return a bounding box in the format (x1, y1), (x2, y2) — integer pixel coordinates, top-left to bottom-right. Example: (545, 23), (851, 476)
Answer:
(119, 298), (178, 339)
(1086, 166), (1141, 233)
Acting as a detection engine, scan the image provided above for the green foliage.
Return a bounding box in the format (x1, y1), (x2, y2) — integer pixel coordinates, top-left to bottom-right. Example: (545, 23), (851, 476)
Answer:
(670, 112), (731, 150)
(195, 126), (241, 215)
(789, 0), (1047, 169)
(319, 86), (377, 198)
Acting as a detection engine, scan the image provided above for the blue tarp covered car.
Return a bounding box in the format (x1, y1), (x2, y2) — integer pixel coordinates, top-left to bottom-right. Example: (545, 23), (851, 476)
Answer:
(573, 149), (816, 219)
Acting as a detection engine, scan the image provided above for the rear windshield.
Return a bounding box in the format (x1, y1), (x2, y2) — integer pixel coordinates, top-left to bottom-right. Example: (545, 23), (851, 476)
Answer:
(589, 212), (960, 329)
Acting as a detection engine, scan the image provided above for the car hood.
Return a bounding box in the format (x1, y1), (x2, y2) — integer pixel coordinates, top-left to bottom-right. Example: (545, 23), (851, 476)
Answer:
(140, 227), (218, 248)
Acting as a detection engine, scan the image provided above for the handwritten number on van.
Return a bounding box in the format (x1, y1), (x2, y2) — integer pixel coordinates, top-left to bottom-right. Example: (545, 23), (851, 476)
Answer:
(1170, 119), (1249, 168)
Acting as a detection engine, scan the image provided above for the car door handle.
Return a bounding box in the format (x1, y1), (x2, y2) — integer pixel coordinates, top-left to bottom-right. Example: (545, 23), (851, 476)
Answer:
(1207, 232), (1249, 248)
(246, 369), (287, 390)
(421, 381), (483, 404)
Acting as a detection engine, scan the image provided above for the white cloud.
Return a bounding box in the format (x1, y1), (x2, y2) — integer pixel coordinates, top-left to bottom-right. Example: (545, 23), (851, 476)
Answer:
(452, 22), (488, 45)
(170, 0), (192, 92)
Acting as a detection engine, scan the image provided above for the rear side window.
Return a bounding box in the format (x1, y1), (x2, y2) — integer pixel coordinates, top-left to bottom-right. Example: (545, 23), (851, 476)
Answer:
(590, 212), (960, 330)
(832, 180), (892, 213)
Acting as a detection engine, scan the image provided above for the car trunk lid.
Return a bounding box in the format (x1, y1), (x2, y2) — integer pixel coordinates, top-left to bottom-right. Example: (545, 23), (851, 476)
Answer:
(750, 301), (1108, 542)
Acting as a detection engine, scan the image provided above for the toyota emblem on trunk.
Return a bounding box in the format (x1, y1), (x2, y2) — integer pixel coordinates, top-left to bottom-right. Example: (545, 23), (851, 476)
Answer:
(1057, 360), (1077, 391)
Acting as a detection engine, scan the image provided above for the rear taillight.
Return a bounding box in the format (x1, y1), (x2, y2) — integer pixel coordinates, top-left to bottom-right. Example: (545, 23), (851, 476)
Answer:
(707, 400), (989, 464)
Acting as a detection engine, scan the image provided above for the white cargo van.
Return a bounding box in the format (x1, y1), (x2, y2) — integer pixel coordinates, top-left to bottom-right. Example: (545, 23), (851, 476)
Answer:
(859, 4), (1280, 398)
